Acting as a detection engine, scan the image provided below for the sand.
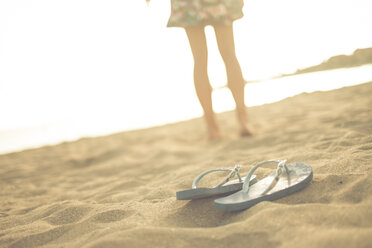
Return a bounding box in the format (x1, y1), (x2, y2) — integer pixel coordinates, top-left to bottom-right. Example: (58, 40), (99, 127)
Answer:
(1, 82), (372, 248)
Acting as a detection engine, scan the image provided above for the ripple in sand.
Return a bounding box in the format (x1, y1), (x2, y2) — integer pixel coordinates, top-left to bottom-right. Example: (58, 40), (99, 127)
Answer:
(91, 209), (129, 223)
(45, 206), (92, 225)
(9, 226), (69, 248)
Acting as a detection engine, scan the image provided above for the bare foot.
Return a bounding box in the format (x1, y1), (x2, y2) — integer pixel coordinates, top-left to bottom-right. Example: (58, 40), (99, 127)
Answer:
(207, 124), (222, 140)
(202, 111), (222, 140)
(236, 108), (254, 137)
(240, 125), (254, 137)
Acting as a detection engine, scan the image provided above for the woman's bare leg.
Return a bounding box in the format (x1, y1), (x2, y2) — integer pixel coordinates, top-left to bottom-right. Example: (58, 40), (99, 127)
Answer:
(213, 24), (253, 136)
(185, 26), (221, 139)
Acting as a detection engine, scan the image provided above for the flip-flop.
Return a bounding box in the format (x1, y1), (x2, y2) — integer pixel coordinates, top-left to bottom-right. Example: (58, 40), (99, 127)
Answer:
(214, 160), (313, 211)
(176, 165), (258, 200)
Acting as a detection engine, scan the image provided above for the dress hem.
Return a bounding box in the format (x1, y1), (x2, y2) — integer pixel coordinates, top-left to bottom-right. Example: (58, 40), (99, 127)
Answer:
(167, 15), (243, 28)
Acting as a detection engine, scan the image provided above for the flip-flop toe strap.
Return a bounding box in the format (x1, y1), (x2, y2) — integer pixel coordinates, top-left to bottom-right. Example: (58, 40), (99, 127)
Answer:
(192, 165), (242, 189)
(243, 160), (289, 194)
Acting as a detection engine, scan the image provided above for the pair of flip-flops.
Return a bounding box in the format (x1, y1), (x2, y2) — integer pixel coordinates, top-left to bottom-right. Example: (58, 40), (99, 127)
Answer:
(176, 160), (313, 212)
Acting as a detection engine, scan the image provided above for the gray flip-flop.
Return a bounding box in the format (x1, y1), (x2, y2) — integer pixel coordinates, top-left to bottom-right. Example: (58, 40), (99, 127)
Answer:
(176, 165), (258, 200)
(214, 160), (313, 211)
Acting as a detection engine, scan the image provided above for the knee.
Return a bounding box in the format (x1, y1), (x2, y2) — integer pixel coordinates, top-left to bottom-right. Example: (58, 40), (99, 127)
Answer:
(193, 56), (208, 72)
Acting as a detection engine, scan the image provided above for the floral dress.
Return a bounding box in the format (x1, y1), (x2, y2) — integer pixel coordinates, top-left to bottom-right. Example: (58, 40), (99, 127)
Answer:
(167, 0), (244, 28)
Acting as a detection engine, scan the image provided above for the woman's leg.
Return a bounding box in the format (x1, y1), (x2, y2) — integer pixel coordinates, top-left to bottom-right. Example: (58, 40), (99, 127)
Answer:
(185, 26), (221, 139)
(213, 24), (253, 136)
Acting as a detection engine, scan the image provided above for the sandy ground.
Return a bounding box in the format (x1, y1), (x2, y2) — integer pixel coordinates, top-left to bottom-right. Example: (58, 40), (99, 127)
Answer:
(1, 82), (372, 248)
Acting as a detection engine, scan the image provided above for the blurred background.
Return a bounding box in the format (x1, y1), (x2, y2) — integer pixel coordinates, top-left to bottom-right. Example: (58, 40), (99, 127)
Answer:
(1, 0), (372, 154)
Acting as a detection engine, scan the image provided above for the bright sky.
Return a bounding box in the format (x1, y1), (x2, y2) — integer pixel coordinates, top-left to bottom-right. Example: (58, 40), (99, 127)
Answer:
(0, 0), (371, 144)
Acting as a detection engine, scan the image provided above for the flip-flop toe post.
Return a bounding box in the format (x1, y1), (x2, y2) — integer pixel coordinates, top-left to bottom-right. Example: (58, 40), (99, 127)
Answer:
(176, 165), (258, 200)
(214, 160), (313, 211)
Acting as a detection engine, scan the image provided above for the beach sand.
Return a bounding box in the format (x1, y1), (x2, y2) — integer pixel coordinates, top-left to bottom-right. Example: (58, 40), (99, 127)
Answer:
(1, 82), (372, 248)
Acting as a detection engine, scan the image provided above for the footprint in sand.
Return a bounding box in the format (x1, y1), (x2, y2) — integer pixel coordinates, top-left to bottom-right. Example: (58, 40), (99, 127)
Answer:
(0, 212), (9, 217)
(358, 144), (372, 151)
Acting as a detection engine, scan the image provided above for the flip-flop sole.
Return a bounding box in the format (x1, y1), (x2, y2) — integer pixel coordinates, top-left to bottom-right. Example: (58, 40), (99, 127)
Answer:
(176, 175), (258, 200)
(214, 162), (312, 211)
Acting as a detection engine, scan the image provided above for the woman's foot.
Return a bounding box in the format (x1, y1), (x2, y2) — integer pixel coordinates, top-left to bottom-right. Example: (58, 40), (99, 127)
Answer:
(236, 108), (254, 137)
(207, 126), (222, 140)
(240, 125), (254, 137)
(204, 113), (222, 140)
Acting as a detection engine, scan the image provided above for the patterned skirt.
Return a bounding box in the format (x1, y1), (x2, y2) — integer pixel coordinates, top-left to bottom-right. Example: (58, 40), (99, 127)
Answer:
(167, 0), (244, 28)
